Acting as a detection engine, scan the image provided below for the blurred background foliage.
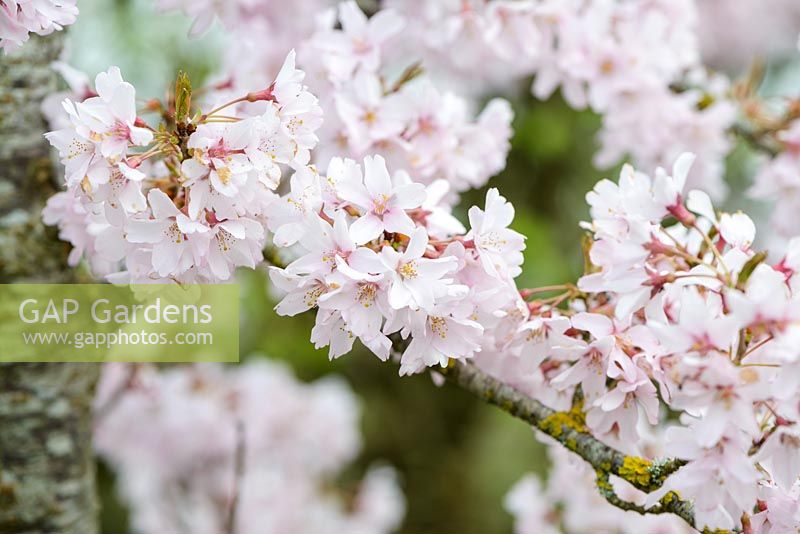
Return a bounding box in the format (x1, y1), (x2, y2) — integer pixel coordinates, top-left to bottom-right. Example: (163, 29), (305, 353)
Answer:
(62, 0), (793, 532)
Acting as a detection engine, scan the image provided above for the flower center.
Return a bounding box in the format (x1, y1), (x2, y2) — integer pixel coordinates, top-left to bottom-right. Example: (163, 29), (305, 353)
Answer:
(110, 120), (131, 141)
(430, 317), (448, 339)
(216, 229), (233, 251)
(356, 283), (377, 307)
(373, 194), (390, 215)
(216, 166), (232, 186)
(399, 260), (418, 279)
(477, 231), (507, 252)
(165, 222), (183, 244)
(362, 110), (377, 124)
(304, 284), (326, 308)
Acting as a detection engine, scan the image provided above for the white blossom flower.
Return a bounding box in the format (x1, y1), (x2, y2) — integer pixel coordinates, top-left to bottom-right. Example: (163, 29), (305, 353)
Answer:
(337, 155), (425, 244)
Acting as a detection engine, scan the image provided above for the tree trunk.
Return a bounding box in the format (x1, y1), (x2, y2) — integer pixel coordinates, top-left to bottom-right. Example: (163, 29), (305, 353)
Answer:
(0, 34), (100, 533)
(0, 365), (100, 533)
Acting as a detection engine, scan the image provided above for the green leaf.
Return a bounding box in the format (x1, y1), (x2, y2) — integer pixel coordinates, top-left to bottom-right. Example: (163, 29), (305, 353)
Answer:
(175, 71), (192, 124)
(737, 250), (767, 288)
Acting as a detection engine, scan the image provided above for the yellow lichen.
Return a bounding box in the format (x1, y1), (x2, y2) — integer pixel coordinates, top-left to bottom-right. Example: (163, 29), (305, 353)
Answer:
(659, 491), (679, 506)
(595, 470), (613, 493)
(538, 406), (588, 441)
(618, 456), (653, 488)
(568, 398), (586, 424)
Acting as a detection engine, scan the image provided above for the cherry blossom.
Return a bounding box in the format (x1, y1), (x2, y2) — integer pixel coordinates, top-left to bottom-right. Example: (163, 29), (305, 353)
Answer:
(45, 66), (153, 190)
(0, 0), (78, 52)
(384, 0), (734, 197)
(337, 155), (425, 244)
(43, 54), (322, 283)
(37, 3), (800, 530)
(466, 188), (525, 279)
(750, 482), (800, 533)
(265, 170), (527, 368)
(296, 1), (513, 198)
(751, 120), (800, 237)
(314, 0), (405, 80)
(394, 307), (483, 375)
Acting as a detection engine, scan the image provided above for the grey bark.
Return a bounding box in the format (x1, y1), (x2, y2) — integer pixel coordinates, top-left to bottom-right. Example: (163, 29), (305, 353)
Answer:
(0, 34), (100, 533)
(0, 364), (100, 533)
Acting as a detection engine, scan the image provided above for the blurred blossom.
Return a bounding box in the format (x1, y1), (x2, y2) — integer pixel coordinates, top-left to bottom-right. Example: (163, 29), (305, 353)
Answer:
(94, 361), (405, 534)
(696, 0), (800, 71)
(0, 0), (78, 52)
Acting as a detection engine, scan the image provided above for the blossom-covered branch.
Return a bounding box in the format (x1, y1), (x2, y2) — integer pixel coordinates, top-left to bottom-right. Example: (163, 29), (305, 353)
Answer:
(437, 360), (685, 490)
(40, 2), (800, 532)
(434, 359), (697, 527)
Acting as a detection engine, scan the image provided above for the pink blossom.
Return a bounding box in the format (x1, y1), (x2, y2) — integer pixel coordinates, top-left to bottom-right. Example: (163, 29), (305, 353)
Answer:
(1, 0), (78, 52)
(337, 155), (425, 244)
(45, 66), (152, 190)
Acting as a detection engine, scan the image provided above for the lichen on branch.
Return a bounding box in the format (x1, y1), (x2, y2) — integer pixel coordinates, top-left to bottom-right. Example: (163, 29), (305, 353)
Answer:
(434, 359), (697, 529)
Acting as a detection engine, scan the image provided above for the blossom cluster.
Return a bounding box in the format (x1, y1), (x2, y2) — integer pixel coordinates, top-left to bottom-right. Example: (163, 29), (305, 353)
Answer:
(164, 0), (800, 247)
(509, 431), (800, 534)
(696, 0), (800, 70)
(153, 0), (800, 236)
(266, 146), (800, 530)
(751, 120), (800, 238)
(735, 38), (800, 247)
(94, 361), (405, 534)
(39, 2), (800, 531)
(164, 1), (513, 200)
(486, 154), (800, 531)
(155, 0), (334, 82)
(0, 0), (78, 52)
(155, 0), (332, 39)
(43, 51), (322, 283)
(292, 1), (513, 196)
(268, 152), (525, 375)
(384, 0), (736, 198)
(158, 0), (753, 202)
(385, 0), (695, 94)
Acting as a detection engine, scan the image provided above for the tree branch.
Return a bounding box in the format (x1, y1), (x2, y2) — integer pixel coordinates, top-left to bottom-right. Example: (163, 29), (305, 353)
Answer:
(594, 469), (694, 525)
(434, 360), (696, 528)
(224, 420), (246, 534)
(731, 123), (780, 157)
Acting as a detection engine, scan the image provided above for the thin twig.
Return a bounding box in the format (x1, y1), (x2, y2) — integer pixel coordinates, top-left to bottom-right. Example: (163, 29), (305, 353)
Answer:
(225, 420), (246, 534)
(731, 123), (780, 157)
(203, 96), (248, 120)
(594, 469), (696, 523)
(94, 364), (138, 422)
